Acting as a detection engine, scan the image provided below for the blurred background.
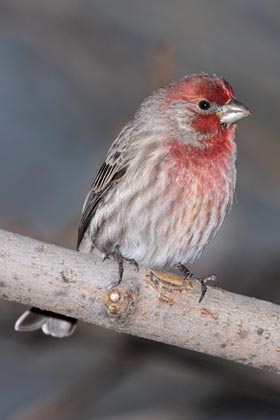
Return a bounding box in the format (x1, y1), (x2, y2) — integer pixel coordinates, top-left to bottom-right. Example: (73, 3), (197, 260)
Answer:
(0, 0), (279, 418)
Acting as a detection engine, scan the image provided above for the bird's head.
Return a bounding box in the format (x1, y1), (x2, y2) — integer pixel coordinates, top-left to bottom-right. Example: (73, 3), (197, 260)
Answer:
(164, 73), (250, 146)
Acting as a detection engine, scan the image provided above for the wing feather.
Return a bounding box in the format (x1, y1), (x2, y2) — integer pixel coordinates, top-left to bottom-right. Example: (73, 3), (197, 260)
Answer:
(77, 133), (130, 249)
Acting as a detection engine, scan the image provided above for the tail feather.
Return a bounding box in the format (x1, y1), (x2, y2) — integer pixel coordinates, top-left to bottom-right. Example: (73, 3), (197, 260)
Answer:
(15, 307), (77, 338)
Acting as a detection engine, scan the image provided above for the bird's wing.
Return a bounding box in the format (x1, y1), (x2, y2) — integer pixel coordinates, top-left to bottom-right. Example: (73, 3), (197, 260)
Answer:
(77, 129), (130, 250)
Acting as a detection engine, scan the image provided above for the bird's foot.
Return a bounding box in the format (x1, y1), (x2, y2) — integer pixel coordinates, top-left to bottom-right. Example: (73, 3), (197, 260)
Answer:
(177, 264), (218, 303)
(197, 274), (218, 303)
(103, 246), (139, 286)
(102, 249), (124, 285)
(177, 264), (193, 279)
(122, 256), (139, 272)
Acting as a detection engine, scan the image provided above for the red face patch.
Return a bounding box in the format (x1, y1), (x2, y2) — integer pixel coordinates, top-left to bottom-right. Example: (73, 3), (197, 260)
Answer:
(167, 74), (235, 105)
(192, 113), (221, 135)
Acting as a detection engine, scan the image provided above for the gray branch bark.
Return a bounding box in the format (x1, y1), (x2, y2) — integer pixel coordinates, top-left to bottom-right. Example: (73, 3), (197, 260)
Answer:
(0, 228), (279, 374)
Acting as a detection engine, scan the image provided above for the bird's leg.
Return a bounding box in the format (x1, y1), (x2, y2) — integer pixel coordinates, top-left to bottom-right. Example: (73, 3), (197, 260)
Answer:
(111, 246), (125, 285)
(177, 264), (193, 279)
(176, 264), (193, 290)
(117, 257), (124, 285)
(102, 248), (124, 285)
(109, 246), (139, 285)
(177, 264), (217, 303)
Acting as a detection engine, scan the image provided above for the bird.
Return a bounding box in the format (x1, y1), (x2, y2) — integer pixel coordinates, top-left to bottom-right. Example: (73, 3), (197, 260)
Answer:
(15, 73), (250, 337)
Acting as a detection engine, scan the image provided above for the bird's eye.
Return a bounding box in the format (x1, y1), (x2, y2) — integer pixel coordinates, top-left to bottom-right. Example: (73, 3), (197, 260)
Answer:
(198, 100), (211, 111)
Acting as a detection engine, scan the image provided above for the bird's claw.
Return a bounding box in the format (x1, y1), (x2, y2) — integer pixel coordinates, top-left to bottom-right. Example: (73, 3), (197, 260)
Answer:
(198, 274), (218, 303)
(177, 264), (217, 303)
(133, 260), (139, 272)
(123, 257), (139, 272)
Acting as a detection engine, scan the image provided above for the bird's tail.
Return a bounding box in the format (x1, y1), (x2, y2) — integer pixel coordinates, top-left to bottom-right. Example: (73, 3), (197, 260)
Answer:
(14, 307), (77, 338)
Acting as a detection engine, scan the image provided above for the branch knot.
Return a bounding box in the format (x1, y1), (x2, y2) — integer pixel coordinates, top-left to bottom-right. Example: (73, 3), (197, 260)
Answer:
(104, 286), (139, 322)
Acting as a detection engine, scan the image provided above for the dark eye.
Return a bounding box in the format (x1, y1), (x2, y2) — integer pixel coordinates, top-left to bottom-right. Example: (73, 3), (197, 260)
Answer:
(198, 100), (211, 110)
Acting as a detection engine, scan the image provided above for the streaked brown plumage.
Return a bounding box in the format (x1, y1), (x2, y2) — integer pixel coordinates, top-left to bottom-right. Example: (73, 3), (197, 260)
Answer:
(15, 73), (250, 337)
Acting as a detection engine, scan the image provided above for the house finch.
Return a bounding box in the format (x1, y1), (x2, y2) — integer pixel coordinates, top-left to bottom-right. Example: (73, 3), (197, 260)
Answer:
(15, 73), (250, 337)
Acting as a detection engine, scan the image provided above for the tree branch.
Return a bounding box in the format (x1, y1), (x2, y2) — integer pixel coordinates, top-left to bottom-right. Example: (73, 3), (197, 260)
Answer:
(0, 228), (279, 374)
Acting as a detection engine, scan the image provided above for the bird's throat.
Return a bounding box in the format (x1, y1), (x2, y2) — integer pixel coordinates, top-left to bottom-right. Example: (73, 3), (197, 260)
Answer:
(168, 125), (236, 166)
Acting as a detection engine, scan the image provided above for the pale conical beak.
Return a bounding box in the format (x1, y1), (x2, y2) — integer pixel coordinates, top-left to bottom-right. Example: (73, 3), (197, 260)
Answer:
(217, 99), (251, 124)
